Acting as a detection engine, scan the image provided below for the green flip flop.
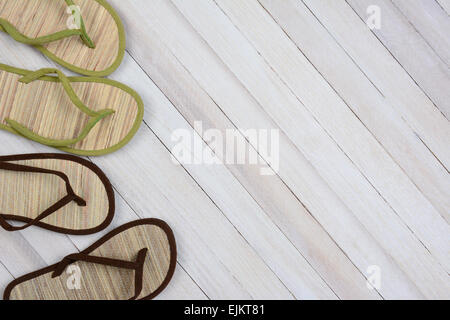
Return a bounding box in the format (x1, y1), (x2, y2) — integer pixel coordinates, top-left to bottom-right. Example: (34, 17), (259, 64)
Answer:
(0, 63), (143, 156)
(0, 0), (126, 77)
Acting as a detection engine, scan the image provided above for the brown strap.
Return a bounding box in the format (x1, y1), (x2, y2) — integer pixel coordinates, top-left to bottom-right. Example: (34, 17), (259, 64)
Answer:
(52, 248), (149, 300)
(0, 161), (86, 231)
(131, 248), (148, 300)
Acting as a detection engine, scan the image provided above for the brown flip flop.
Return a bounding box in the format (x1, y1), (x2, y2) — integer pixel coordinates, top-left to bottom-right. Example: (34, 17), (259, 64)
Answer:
(3, 219), (177, 300)
(0, 153), (114, 235)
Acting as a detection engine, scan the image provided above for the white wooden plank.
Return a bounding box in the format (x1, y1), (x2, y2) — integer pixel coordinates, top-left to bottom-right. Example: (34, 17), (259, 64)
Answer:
(89, 59), (294, 300)
(302, 0), (450, 170)
(436, 0), (450, 15)
(167, 0), (449, 298)
(256, 0), (450, 236)
(111, 55), (339, 299)
(392, 0), (450, 65)
(0, 262), (14, 298)
(118, 13), (380, 299)
(155, 264), (208, 300)
(0, 229), (47, 277)
(111, 0), (434, 299)
(210, 0), (450, 272)
(347, 0), (450, 119)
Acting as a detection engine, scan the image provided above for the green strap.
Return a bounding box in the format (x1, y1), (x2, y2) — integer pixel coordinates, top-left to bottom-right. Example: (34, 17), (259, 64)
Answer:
(0, 0), (95, 48)
(5, 68), (115, 147)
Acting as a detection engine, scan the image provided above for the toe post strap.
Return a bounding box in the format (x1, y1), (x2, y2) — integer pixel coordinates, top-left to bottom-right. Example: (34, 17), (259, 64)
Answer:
(0, 161), (86, 232)
(0, 0), (95, 48)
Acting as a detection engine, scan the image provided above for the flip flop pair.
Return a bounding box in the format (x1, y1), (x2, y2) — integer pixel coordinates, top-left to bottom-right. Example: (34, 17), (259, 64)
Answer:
(0, 1), (143, 155)
(4, 219), (177, 300)
(1, 154), (177, 300)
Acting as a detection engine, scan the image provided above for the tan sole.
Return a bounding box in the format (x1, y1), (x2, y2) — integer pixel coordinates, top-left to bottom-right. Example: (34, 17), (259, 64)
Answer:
(0, 153), (114, 234)
(4, 219), (177, 300)
(0, 0), (125, 76)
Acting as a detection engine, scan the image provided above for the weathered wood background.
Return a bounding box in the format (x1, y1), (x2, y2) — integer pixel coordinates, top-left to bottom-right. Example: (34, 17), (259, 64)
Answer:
(0, 0), (449, 299)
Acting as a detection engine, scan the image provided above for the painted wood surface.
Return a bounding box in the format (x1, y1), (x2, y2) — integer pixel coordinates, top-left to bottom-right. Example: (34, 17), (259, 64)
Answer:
(0, 0), (448, 300)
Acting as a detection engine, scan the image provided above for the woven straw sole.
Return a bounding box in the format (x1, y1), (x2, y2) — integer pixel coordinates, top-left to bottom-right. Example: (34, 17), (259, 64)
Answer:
(0, 64), (144, 156)
(0, 0), (125, 76)
(0, 153), (114, 234)
(4, 219), (177, 300)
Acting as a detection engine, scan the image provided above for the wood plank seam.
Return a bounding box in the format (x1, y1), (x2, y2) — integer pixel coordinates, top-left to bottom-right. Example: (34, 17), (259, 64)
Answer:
(345, 0), (449, 120)
(258, 0), (449, 225)
(142, 119), (298, 299)
(168, 0), (446, 298)
(122, 47), (350, 298)
(127, 48), (352, 298)
(130, 0), (440, 298)
(208, 0), (448, 263)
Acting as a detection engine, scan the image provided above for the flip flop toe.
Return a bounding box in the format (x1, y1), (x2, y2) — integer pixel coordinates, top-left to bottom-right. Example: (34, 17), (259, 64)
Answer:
(0, 0), (125, 76)
(0, 64), (144, 155)
(4, 219), (177, 300)
(0, 153), (114, 234)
